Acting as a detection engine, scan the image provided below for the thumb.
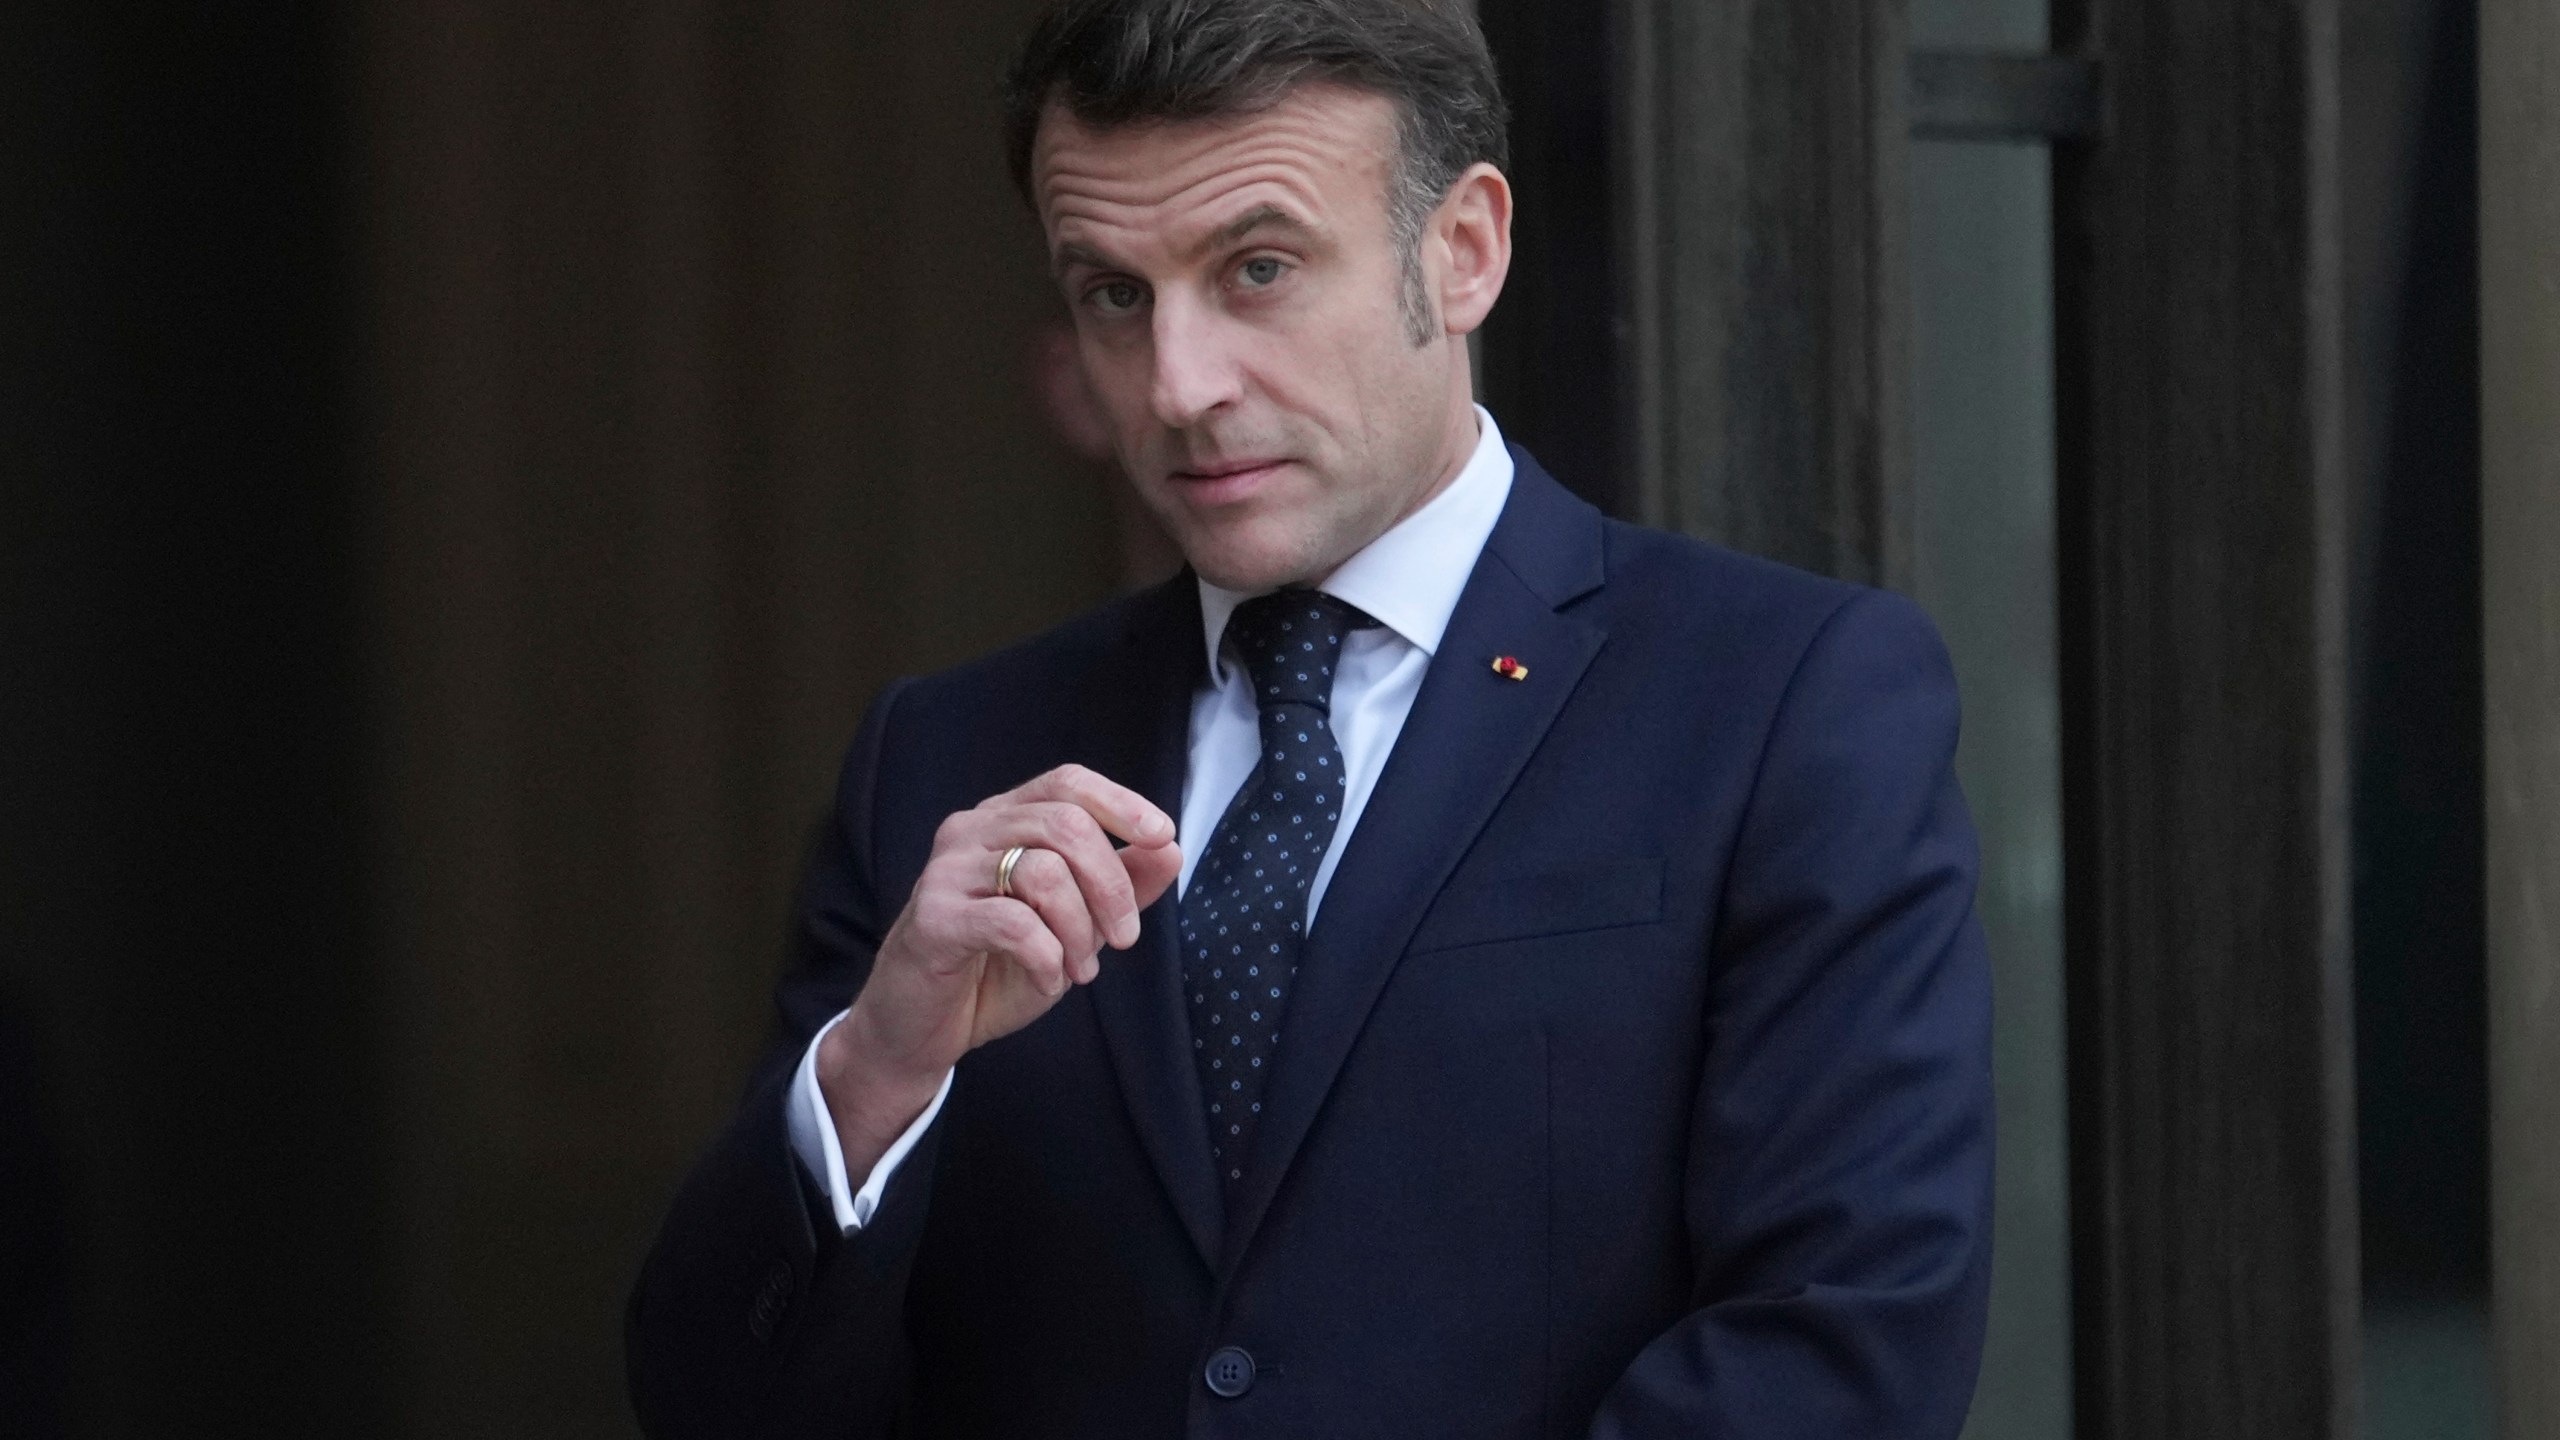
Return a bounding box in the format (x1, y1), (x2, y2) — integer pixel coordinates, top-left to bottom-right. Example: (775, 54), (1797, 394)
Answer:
(1120, 838), (1184, 915)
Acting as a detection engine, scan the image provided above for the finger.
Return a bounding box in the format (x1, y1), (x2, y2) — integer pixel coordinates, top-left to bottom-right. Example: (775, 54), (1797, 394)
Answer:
(1002, 846), (1102, 970)
(1121, 838), (1184, 914)
(981, 802), (1143, 949)
(961, 896), (1068, 997)
(998, 763), (1176, 849)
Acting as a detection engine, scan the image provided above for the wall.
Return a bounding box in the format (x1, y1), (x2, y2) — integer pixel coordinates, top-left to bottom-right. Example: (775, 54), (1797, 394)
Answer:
(2, 4), (1116, 1435)
(357, 2), (1115, 1432)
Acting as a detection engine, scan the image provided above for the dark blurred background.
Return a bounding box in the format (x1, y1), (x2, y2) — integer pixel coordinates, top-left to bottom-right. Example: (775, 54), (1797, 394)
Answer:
(2, 1), (2536, 1437)
(7, 4), (1120, 1432)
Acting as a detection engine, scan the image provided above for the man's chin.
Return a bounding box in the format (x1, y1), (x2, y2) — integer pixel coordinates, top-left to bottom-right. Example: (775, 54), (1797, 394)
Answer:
(1174, 529), (1330, 594)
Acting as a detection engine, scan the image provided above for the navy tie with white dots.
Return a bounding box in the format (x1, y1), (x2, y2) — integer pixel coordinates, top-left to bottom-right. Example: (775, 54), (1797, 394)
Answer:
(1181, 589), (1375, 1204)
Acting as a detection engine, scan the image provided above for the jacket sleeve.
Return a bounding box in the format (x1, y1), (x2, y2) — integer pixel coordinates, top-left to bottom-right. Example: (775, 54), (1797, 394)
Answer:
(1587, 590), (1997, 1440)
(627, 678), (940, 1440)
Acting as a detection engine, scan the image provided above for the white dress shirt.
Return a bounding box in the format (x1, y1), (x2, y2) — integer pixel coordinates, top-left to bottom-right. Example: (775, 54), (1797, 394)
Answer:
(789, 406), (1517, 1232)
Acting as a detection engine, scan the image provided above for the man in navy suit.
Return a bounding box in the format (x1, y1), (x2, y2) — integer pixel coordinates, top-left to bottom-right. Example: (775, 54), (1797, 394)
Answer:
(628, 1), (1994, 1434)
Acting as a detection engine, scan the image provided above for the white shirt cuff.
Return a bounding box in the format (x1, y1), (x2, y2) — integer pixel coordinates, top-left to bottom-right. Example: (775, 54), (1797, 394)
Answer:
(786, 1009), (953, 1233)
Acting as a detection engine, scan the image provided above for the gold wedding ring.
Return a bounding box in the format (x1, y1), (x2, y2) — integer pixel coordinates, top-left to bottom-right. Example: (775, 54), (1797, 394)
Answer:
(994, 844), (1029, 899)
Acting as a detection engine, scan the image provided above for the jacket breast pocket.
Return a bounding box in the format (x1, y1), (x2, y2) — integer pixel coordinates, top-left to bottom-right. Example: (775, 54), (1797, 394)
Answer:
(1405, 856), (1665, 955)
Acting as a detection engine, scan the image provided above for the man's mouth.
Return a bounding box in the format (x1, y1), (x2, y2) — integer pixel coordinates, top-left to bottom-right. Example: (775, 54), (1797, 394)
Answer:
(1168, 458), (1291, 497)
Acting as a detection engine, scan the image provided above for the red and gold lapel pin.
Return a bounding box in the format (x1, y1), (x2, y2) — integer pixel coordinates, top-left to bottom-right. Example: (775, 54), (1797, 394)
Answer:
(1491, 654), (1530, 682)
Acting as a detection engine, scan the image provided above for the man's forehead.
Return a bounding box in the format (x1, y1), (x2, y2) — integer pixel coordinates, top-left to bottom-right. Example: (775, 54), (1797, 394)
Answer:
(1030, 83), (1399, 234)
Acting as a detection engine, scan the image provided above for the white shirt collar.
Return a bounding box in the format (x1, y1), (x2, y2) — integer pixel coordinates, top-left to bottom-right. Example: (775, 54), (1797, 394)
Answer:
(1197, 405), (1515, 681)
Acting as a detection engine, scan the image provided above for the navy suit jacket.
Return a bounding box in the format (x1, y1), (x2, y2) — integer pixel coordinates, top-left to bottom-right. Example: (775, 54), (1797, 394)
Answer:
(628, 450), (1995, 1438)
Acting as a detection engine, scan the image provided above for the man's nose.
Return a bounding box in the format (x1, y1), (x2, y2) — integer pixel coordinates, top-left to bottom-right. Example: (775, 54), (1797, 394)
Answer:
(1146, 292), (1244, 430)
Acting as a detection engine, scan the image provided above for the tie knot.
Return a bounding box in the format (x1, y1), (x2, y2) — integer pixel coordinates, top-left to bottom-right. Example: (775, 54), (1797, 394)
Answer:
(1226, 589), (1372, 711)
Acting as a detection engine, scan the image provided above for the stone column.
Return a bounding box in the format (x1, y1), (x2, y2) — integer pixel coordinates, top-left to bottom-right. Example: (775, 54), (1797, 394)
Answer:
(2481, 5), (2560, 1437)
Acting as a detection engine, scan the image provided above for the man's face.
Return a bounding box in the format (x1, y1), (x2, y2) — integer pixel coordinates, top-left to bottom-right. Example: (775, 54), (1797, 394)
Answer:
(1034, 84), (1478, 591)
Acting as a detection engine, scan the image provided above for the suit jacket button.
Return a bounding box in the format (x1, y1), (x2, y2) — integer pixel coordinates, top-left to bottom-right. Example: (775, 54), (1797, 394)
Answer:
(1203, 1346), (1256, 1398)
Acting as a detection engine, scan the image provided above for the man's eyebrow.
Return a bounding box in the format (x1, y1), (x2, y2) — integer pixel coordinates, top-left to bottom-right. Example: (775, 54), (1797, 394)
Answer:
(1193, 204), (1310, 257)
(1052, 241), (1117, 278)
(1049, 205), (1313, 278)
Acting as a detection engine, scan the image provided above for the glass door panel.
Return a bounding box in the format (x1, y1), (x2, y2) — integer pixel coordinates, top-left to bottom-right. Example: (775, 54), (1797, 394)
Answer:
(1908, 3), (2068, 1437)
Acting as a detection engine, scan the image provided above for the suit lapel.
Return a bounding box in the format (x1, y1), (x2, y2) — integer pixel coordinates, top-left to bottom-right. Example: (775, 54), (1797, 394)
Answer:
(1077, 575), (1227, 1269)
(1222, 454), (1610, 1267)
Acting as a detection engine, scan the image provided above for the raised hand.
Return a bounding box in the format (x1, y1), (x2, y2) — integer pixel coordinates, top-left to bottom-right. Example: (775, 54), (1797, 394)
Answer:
(815, 764), (1184, 1178)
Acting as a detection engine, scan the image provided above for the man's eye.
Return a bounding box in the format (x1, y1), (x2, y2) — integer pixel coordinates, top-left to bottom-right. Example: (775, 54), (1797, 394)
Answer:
(1238, 257), (1286, 288)
(1088, 280), (1145, 314)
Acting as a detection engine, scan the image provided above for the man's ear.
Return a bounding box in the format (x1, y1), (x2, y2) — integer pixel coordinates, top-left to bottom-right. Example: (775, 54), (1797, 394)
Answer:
(1432, 163), (1513, 338)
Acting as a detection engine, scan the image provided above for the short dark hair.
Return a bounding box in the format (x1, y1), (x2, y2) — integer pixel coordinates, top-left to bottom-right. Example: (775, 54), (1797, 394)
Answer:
(1003, 0), (1508, 343)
